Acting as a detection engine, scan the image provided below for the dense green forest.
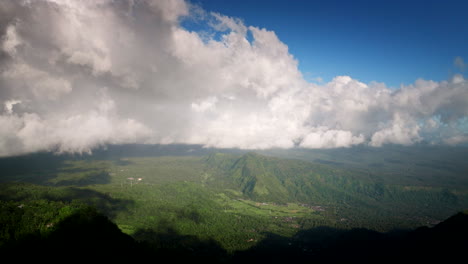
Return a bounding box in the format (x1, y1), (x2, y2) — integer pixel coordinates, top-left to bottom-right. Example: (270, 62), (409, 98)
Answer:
(1, 144), (468, 260)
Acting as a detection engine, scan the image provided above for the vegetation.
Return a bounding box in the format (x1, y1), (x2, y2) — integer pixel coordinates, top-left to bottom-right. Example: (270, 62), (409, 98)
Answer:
(1, 144), (468, 258)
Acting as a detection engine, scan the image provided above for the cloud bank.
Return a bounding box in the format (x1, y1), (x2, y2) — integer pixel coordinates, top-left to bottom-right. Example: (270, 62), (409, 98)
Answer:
(0, 0), (467, 157)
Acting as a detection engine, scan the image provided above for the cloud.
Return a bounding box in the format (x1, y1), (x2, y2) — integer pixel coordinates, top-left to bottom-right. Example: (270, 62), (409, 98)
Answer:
(191, 96), (218, 113)
(4, 99), (20, 114)
(1, 24), (21, 56)
(455, 56), (466, 71)
(300, 128), (365, 149)
(0, 89), (152, 157)
(0, 0), (467, 157)
(2, 62), (72, 100)
(369, 113), (422, 147)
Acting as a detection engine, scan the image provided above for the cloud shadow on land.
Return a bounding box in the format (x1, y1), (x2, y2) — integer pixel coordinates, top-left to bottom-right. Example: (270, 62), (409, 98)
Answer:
(0, 151), (114, 186)
(132, 220), (228, 263)
(233, 211), (468, 263)
(0, 183), (134, 219)
(0, 152), (71, 184)
(2, 209), (467, 263)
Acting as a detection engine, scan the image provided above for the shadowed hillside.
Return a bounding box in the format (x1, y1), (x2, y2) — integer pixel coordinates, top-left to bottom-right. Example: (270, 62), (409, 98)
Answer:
(1, 206), (467, 263)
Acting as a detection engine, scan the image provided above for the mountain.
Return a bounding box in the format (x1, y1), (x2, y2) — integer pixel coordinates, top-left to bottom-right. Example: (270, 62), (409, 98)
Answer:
(204, 152), (467, 228)
(205, 152), (364, 203)
(218, 152), (289, 200)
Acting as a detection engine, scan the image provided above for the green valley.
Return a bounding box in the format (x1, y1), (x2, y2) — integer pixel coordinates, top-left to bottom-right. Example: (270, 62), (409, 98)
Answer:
(1, 145), (468, 256)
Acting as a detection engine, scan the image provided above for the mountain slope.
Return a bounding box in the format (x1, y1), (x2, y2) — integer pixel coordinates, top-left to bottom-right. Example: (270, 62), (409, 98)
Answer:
(228, 153), (289, 200)
(205, 152), (390, 202)
(204, 152), (468, 230)
(205, 152), (360, 203)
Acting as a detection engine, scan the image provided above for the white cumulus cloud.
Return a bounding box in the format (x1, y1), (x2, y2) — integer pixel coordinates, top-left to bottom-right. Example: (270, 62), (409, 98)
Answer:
(0, 0), (467, 157)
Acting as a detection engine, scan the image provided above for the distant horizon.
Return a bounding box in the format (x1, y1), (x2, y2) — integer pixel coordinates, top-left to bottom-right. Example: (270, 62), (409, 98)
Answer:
(2, 142), (468, 160)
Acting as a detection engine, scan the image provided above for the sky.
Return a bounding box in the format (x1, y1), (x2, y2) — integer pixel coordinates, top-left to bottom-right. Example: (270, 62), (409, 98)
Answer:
(190, 0), (468, 87)
(0, 0), (467, 157)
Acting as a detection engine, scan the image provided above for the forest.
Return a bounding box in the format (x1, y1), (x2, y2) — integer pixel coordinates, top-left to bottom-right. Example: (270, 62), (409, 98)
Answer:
(1, 144), (468, 261)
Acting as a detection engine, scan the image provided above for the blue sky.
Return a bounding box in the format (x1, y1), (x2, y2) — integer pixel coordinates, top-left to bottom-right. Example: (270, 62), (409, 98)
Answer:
(189, 0), (468, 88)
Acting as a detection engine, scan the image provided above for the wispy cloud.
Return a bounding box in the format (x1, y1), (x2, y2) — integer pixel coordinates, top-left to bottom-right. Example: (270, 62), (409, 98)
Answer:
(455, 56), (466, 71)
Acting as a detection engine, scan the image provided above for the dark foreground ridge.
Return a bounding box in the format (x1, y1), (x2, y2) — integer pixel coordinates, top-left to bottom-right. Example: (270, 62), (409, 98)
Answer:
(1, 206), (467, 263)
